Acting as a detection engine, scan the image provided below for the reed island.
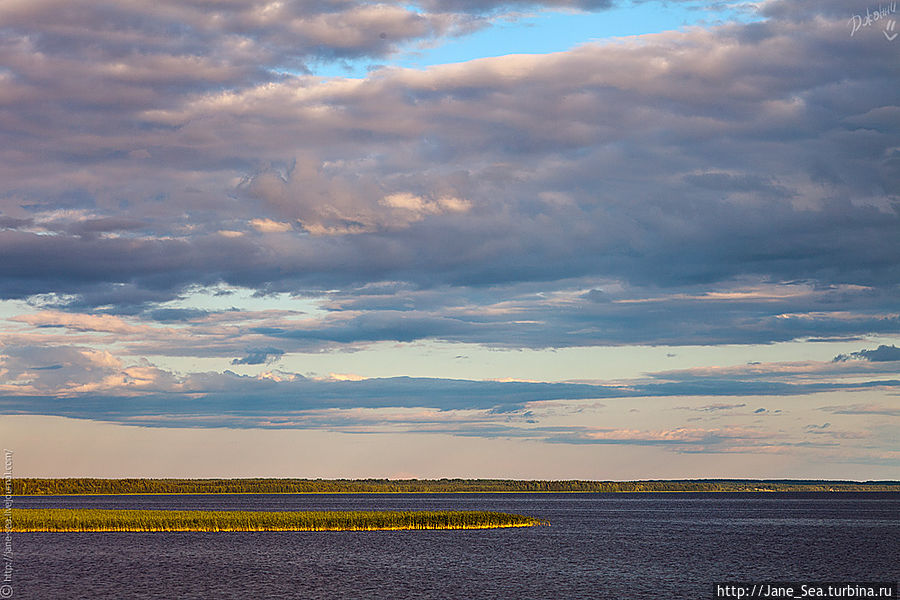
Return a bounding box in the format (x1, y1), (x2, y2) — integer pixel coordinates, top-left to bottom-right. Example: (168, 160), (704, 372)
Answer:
(11, 509), (543, 532)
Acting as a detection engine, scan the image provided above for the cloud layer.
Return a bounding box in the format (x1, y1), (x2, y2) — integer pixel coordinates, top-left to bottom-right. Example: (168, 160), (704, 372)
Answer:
(1, 0), (898, 351)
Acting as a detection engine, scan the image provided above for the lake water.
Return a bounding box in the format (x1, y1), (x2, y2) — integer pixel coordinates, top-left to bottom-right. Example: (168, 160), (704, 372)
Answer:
(10, 493), (899, 599)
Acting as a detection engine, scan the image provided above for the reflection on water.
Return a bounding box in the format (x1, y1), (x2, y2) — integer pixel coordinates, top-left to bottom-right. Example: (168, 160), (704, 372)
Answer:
(12, 493), (900, 600)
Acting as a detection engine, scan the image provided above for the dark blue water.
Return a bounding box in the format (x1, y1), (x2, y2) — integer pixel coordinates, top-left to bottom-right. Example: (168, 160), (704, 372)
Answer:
(10, 493), (899, 599)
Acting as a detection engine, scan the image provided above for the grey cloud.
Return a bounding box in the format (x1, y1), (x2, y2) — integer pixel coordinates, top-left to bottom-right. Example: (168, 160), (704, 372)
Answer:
(264, 312), (481, 344)
(0, 215), (34, 229)
(1, 338), (899, 451)
(680, 403), (747, 412)
(682, 172), (793, 198)
(247, 283), (900, 349)
(652, 352), (900, 382)
(66, 218), (146, 238)
(0, 0), (898, 350)
(819, 404), (900, 417)
(145, 308), (212, 322)
(2, 350), (900, 427)
(806, 422), (831, 430)
(231, 348), (286, 365)
(240, 161), (473, 235)
(415, 0), (615, 12)
(0, 372), (621, 422)
(0, 345), (122, 393)
(582, 289), (611, 303)
(541, 431), (769, 449)
(834, 344), (900, 363)
(0, 1), (475, 72)
(759, 0), (870, 22)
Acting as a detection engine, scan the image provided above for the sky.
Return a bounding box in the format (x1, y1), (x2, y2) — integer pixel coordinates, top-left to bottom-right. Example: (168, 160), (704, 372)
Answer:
(0, 0), (898, 479)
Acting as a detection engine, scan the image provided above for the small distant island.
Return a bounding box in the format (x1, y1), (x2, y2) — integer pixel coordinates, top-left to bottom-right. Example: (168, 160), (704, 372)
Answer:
(11, 509), (542, 532)
(11, 478), (899, 495)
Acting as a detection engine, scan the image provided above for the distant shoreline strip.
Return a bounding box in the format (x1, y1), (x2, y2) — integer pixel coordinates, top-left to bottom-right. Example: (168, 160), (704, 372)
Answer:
(11, 509), (544, 532)
(11, 478), (899, 496)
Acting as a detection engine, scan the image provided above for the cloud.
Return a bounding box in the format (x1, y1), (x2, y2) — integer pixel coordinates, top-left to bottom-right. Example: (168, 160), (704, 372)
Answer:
(10, 311), (147, 334)
(2, 343), (900, 424)
(415, 0), (616, 12)
(231, 348), (286, 365)
(681, 172), (793, 198)
(649, 353), (900, 381)
(0, 336), (895, 464)
(66, 217), (146, 238)
(819, 404), (900, 417)
(250, 218), (293, 233)
(834, 345), (900, 363)
(545, 425), (774, 448)
(0, 344), (171, 395)
(242, 163), (472, 235)
(325, 373), (369, 381)
(144, 308), (211, 323)
(0, 0), (898, 354)
(0, 1), (481, 78)
(678, 403), (747, 412)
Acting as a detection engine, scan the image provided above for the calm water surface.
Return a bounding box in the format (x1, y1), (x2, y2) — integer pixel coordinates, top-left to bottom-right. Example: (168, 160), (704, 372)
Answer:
(12, 493), (899, 599)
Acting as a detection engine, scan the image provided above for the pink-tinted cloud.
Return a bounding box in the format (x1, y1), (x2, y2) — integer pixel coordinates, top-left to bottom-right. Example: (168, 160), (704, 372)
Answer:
(11, 310), (151, 334)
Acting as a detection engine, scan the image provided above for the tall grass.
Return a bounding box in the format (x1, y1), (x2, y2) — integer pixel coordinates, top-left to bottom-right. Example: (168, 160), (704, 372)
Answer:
(11, 509), (543, 532)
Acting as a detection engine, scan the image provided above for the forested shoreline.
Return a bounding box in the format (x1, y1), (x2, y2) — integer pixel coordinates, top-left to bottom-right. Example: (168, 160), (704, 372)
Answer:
(10, 478), (899, 495)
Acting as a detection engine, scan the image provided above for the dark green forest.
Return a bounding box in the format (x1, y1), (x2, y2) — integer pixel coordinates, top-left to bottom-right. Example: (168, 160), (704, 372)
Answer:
(10, 478), (899, 495)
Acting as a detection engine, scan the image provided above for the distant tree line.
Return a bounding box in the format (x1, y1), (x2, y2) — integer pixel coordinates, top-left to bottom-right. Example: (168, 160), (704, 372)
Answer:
(10, 478), (899, 495)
